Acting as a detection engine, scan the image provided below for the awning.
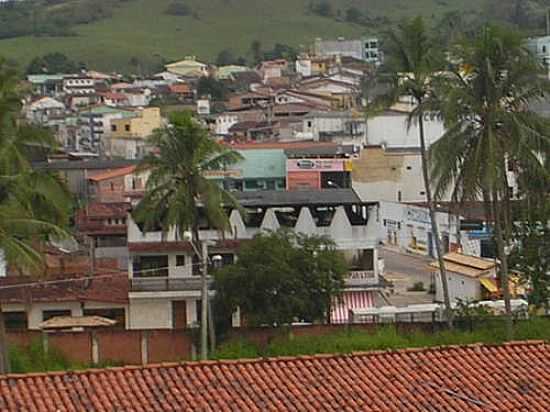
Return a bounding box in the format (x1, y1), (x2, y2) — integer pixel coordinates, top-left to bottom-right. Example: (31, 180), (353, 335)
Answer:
(480, 278), (498, 294)
(39, 316), (117, 330)
(331, 291), (375, 324)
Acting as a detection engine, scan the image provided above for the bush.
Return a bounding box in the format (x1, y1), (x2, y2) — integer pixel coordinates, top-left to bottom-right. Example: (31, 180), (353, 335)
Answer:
(9, 340), (73, 373)
(165, 1), (191, 16)
(407, 281), (426, 292)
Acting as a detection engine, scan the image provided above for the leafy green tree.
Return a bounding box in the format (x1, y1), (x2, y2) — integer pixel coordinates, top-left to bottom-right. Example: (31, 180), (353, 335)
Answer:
(197, 76), (228, 100)
(263, 43), (298, 62)
(132, 111), (242, 359)
(214, 230), (347, 328)
(371, 17), (453, 327)
(430, 26), (550, 337)
(0, 58), (71, 373)
(215, 49), (238, 66)
(250, 40), (262, 65)
(26, 52), (80, 74)
(345, 7), (364, 24)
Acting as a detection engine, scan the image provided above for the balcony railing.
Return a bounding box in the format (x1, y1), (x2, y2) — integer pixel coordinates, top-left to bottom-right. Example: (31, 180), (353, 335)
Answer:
(130, 276), (213, 292)
(344, 270), (379, 288)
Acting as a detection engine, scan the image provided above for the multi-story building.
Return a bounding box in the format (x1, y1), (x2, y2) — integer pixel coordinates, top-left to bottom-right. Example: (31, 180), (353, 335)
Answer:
(77, 106), (135, 154)
(110, 107), (163, 159)
(126, 189), (384, 328)
(314, 37), (381, 65)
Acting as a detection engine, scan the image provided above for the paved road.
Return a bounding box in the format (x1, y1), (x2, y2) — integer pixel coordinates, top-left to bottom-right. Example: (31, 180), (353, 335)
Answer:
(379, 247), (435, 306)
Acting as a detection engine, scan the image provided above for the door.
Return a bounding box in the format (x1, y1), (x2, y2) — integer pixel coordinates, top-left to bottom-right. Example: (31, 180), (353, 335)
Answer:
(172, 301), (187, 329)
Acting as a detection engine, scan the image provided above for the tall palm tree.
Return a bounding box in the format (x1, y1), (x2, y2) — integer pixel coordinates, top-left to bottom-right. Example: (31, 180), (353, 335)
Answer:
(430, 26), (550, 338)
(372, 17), (453, 327)
(133, 112), (242, 360)
(0, 58), (71, 373)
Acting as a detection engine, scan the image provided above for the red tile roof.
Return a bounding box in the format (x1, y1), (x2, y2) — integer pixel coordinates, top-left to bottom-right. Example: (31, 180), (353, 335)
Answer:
(0, 270), (129, 304)
(1, 341), (549, 411)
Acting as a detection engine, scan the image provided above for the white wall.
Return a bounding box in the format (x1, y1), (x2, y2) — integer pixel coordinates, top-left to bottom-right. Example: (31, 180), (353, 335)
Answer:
(128, 299), (172, 329)
(435, 272), (481, 303)
(367, 114), (444, 148)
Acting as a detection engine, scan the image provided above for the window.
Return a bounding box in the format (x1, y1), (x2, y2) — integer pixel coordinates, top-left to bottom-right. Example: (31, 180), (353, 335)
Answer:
(244, 179), (264, 190)
(133, 255), (169, 277)
(110, 182), (115, 191)
(3, 312), (27, 330)
(111, 125), (117, 132)
(195, 300), (202, 324)
(176, 255), (186, 267)
(42, 310), (71, 321)
(307, 121), (312, 128)
(406, 166), (412, 170)
(266, 180), (276, 190)
(125, 124), (131, 132)
(420, 191), (426, 196)
(397, 190), (402, 202)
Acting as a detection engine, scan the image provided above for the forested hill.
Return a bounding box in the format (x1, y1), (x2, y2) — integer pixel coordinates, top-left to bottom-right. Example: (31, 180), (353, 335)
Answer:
(0, 0), (548, 73)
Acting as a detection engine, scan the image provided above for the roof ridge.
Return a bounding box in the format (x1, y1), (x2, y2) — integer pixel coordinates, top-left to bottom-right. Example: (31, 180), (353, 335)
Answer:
(1, 340), (547, 380)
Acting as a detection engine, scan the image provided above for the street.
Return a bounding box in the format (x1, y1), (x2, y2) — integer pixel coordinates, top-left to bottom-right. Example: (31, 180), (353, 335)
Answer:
(379, 247), (435, 306)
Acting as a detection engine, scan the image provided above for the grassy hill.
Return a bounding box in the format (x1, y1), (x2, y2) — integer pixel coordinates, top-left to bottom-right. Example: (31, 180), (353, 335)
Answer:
(0, 0), (485, 73)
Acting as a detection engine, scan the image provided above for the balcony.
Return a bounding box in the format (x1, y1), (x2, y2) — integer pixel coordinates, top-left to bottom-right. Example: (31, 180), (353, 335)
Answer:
(130, 276), (213, 292)
(344, 270), (380, 289)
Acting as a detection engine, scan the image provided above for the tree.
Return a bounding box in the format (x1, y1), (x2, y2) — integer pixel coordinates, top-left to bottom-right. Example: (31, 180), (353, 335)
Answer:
(216, 49), (238, 66)
(214, 230), (347, 328)
(132, 112), (242, 359)
(345, 7), (364, 25)
(312, 1), (333, 18)
(0, 58), (71, 373)
(26, 52), (79, 74)
(371, 17), (453, 327)
(197, 76), (228, 101)
(250, 40), (262, 65)
(429, 26), (550, 338)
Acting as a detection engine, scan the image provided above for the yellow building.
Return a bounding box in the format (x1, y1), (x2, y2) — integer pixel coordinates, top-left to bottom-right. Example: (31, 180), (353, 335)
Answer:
(110, 108), (162, 159)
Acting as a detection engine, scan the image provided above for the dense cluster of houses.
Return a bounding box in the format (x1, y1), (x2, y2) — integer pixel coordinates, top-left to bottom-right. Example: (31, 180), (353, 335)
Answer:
(2, 35), (536, 333)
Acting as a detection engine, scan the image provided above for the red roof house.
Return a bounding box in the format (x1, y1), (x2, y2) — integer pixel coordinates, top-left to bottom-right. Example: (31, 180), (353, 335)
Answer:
(0, 341), (548, 410)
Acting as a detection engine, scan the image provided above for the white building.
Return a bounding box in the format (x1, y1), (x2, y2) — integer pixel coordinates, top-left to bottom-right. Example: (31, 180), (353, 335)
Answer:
(24, 97), (66, 124)
(63, 75), (95, 95)
(127, 189), (385, 328)
(314, 37), (381, 65)
(302, 111), (366, 145)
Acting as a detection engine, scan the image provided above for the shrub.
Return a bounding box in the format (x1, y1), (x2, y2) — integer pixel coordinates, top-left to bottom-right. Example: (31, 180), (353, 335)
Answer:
(165, 1), (191, 16)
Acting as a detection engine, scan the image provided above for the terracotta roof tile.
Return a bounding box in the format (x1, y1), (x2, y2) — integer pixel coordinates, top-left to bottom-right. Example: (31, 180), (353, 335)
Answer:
(0, 341), (549, 411)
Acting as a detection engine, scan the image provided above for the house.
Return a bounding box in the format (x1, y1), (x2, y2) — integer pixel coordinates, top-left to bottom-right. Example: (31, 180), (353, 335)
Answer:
(127, 188), (383, 328)
(63, 75), (96, 95)
(298, 77), (359, 109)
(301, 110), (366, 145)
(226, 91), (272, 111)
(432, 252), (508, 303)
(314, 37), (381, 65)
(0, 268), (128, 331)
(165, 57), (209, 78)
(215, 64), (250, 80)
(168, 83), (194, 101)
(377, 201), (464, 258)
(285, 145), (355, 191)
(206, 148), (287, 191)
(4, 340), (547, 410)
(97, 91), (129, 107)
(77, 105), (136, 154)
(525, 35), (550, 69)
(274, 89), (338, 109)
(75, 202), (132, 269)
(110, 107), (163, 159)
(257, 59), (288, 82)
(24, 97), (66, 125)
(33, 159), (138, 200)
(227, 120), (277, 141)
(366, 103), (445, 148)
(352, 145), (447, 203)
(85, 165), (149, 203)
(26, 74), (65, 97)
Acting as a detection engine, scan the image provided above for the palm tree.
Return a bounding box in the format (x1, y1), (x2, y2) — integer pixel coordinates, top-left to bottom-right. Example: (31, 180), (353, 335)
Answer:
(430, 26), (550, 338)
(0, 58), (71, 373)
(372, 17), (453, 327)
(132, 112), (242, 360)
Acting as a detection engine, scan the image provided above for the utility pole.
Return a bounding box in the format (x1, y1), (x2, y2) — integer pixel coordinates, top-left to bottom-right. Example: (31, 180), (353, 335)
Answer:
(200, 241), (208, 360)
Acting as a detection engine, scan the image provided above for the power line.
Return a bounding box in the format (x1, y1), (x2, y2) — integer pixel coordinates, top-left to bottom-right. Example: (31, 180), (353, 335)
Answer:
(0, 261), (209, 291)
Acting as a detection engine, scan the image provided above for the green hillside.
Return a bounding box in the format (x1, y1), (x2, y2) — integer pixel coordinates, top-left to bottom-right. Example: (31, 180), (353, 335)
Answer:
(0, 0), (486, 72)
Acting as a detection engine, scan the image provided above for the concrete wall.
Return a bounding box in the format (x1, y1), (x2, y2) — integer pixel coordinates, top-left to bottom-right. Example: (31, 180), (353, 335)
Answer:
(127, 298), (199, 329)
(366, 113), (444, 148)
(2, 301), (128, 330)
(435, 272), (482, 303)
